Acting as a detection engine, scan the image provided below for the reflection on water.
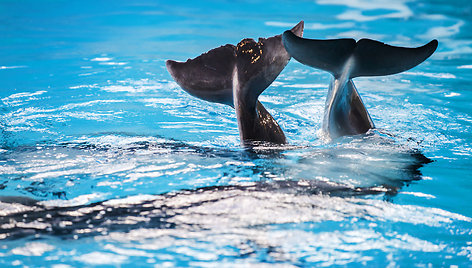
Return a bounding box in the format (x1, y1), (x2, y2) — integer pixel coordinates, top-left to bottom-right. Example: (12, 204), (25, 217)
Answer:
(1, 132), (435, 242)
(1, 161), (470, 266)
(2, 179), (468, 240)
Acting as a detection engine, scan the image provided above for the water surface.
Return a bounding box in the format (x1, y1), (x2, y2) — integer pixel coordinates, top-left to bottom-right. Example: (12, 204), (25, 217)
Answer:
(1, 0), (472, 266)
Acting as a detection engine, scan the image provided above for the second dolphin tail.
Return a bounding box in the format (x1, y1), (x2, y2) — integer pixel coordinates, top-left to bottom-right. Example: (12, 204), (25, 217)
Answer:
(282, 30), (438, 78)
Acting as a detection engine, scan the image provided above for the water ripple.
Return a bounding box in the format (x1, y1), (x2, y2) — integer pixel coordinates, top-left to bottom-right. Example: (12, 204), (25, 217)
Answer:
(316, 0), (413, 22)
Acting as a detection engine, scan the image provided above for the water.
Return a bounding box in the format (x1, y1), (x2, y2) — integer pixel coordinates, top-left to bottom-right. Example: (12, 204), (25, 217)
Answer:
(1, 0), (471, 266)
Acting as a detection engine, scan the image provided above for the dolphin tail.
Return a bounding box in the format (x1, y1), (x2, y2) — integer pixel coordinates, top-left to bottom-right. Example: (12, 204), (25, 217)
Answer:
(166, 44), (237, 106)
(282, 31), (438, 78)
(166, 21), (304, 108)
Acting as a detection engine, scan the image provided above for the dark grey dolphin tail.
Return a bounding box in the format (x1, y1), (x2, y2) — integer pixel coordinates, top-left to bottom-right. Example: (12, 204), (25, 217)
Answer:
(166, 45), (236, 106)
(282, 31), (437, 139)
(166, 21), (304, 107)
(350, 39), (438, 78)
(166, 21), (304, 145)
(282, 30), (438, 78)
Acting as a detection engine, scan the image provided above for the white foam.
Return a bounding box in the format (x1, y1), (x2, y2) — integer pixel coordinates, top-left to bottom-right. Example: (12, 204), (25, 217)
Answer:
(74, 252), (127, 265)
(103, 244), (152, 257)
(401, 192), (436, 199)
(10, 242), (55, 256)
(0, 202), (35, 216)
(90, 57), (113, 62)
(98, 62), (127, 66)
(102, 195), (158, 206)
(0, 65), (27, 70)
(40, 193), (107, 207)
(445, 92), (460, 97)
(69, 84), (97, 89)
(2, 90), (47, 103)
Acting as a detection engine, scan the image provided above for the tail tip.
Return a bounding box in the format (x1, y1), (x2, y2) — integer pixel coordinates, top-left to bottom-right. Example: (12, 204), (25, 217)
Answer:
(430, 39), (439, 51)
(165, 60), (177, 77)
(165, 59), (173, 69)
(291, 20), (304, 37)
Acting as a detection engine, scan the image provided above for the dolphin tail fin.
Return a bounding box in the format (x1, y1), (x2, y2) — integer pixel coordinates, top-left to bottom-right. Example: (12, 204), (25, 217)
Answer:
(166, 21), (305, 107)
(282, 30), (438, 78)
(166, 44), (237, 106)
(350, 39), (438, 78)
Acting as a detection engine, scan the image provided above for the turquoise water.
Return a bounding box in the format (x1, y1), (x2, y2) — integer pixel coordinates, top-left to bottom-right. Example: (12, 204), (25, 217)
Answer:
(1, 0), (472, 266)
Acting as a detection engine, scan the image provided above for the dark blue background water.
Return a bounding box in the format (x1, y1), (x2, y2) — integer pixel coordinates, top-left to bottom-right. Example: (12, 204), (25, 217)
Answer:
(1, 0), (471, 266)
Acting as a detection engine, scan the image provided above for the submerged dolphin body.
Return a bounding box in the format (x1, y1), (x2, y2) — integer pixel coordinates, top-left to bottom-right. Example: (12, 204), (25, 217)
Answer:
(282, 31), (438, 140)
(166, 21), (304, 146)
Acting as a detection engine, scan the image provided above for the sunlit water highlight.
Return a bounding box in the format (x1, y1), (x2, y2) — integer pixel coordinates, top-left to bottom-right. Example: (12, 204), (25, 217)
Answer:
(1, 0), (472, 266)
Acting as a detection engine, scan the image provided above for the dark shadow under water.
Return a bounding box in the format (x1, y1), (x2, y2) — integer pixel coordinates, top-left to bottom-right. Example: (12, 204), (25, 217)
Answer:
(0, 132), (432, 241)
(0, 178), (424, 241)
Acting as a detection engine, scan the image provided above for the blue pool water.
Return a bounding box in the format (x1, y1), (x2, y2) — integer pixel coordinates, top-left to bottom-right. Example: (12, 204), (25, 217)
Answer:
(1, 0), (472, 266)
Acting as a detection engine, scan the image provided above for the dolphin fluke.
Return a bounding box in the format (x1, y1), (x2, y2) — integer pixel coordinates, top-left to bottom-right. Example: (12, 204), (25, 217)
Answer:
(166, 21), (304, 145)
(282, 31), (438, 140)
(166, 45), (236, 106)
(282, 31), (438, 78)
(167, 21), (304, 107)
(350, 39), (438, 78)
